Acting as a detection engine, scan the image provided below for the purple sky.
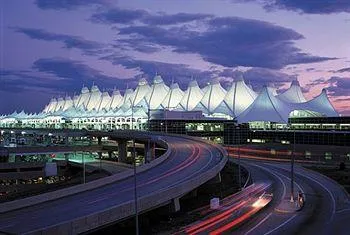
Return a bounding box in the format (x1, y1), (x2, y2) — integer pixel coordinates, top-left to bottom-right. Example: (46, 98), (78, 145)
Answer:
(1, 0), (350, 115)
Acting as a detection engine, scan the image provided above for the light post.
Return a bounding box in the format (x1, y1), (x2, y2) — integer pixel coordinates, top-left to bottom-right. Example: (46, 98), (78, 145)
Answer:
(290, 125), (295, 202)
(82, 152), (86, 184)
(131, 104), (139, 235)
(237, 126), (241, 191)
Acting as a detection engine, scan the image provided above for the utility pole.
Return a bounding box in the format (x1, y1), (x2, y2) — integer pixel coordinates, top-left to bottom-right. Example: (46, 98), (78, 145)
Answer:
(291, 127), (295, 202)
(131, 106), (139, 235)
(82, 152), (85, 184)
(238, 126), (241, 191)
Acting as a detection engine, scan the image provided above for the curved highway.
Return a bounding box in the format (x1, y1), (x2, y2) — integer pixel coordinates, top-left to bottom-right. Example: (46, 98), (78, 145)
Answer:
(231, 158), (350, 235)
(0, 131), (227, 234)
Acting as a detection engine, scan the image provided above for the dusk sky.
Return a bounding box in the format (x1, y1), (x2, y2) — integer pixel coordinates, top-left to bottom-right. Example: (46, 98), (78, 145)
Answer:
(0, 0), (349, 115)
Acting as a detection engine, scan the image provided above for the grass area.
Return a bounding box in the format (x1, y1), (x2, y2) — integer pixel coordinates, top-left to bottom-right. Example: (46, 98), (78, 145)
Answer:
(306, 164), (350, 193)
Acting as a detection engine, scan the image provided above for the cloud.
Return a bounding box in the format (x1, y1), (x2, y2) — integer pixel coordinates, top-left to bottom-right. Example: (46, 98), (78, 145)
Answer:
(91, 7), (148, 24)
(142, 12), (212, 25)
(32, 57), (134, 91)
(305, 68), (315, 72)
(219, 67), (296, 91)
(243, 0), (350, 14)
(114, 39), (161, 53)
(117, 16), (336, 69)
(13, 27), (109, 55)
(326, 76), (350, 96)
(333, 67), (350, 73)
(91, 7), (211, 25)
(35, 0), (110, 10)
(100, 54), (217, 88)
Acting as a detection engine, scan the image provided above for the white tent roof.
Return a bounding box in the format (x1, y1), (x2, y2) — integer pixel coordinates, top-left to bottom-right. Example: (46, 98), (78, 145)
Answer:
(179, 80), (203, 111)
(47, 98), (58, 113)
(277, 80), (306, 103)
(220, 77), (257, 117)
(131, 78), (150, 107)
(55, 97), (65, 112)
(237, 87), (292, 123)
(86, 85), (102, 111)
(43, 98), (54, 113)
(63, 96), (74, 111)
(161, 83), (184, 109)
(32, 75), (339, 123)
(146, 75), (169, 110)
(120, 88), (134, 111)
(199, 79), (226, 114)
(110, 90), (123, 110)
(97, 91), (112, 111)
(296, 89), (339, 117)
(76, 86), (90, 110)
(72, 95), (79, 107)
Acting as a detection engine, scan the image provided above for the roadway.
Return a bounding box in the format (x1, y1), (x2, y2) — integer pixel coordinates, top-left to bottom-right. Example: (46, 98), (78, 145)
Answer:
(176, 155), (350, 235)
(234, 159), (350, 235)
(0, 133), (226, 234)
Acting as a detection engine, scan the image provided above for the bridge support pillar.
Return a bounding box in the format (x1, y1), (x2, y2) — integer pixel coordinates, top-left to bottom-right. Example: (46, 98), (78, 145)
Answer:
(170, 197), (181, 213)
(144, 139), (152, 163)
(208, 172), (222, 184)
(97, 136), (102, 145)
(64, 153), (69, 162)
(118, 140), (127, 163)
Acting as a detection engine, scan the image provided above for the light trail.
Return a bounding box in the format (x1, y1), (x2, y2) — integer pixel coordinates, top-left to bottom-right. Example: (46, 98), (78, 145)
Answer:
(210, 197), (272, 235)
(185, 201), (248, 235)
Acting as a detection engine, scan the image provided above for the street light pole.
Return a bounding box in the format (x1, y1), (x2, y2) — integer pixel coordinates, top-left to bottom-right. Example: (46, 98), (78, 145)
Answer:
(131, 105), (139, 235)
(82, 152), (85, 184)
(290, 127), (295, 202)
(238, 126), (241, 191)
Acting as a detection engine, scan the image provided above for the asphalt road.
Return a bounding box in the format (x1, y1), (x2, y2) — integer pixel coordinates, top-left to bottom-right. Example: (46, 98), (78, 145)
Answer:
(0, 134), (225, 234)
(235, 159), (350, 235)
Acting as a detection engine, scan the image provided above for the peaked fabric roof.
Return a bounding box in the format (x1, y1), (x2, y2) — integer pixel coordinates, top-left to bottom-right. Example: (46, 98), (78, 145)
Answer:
(145, 75), (169, 110)
(180, 80), (203, 111)
(199, 79), (226, 114)
(277, 80), (306, 103)
(219, 77), (257, 117)
(297, 89), (339, 117)
(6, 77), (339, 124)
(63, 96), (74, 111)
(97, 92), (112, 111)
(162, 83), (184, 109)
(237, 87), (292, 123)
(110, 90), (123, 110)
(131, 78), (150, 107)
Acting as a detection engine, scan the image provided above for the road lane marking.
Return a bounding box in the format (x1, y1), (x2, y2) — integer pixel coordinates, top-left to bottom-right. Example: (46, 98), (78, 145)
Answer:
(250, 163), (286, 199)
(266, 164), (336, 223)
(336, 208), (350, 214)
(244, 212), (272, 235)
(263, 214), (297, 235)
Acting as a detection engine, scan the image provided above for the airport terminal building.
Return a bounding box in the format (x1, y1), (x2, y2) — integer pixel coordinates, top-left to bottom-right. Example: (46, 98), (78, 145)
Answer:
(0, 75), (340, 131)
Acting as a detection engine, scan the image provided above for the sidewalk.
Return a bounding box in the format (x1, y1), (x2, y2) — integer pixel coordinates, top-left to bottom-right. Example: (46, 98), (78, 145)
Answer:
(275, 198), (301, 213)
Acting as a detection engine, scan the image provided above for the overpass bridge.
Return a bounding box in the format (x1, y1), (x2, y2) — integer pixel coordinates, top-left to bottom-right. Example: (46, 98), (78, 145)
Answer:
(0, 130), (227, 234)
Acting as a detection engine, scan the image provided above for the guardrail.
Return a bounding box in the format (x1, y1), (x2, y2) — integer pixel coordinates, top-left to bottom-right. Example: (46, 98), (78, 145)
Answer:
(0, 133), (171, 213)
